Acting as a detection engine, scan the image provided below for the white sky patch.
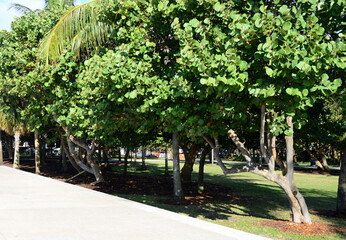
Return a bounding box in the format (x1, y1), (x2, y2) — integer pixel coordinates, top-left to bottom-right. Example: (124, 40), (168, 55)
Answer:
(0, 0), (89, 31)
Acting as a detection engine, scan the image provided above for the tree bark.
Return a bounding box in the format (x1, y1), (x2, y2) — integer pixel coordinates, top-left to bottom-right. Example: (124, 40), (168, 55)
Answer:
(0, 131), (3, 165)
(13, 131), (20, 169)
(61, 136), (83, 173)
(164, 146), (169, 176)
(139, 147), (147, 170)
(172, 132), (183, 200)
(124, 148), (130, 175)
(39, 134), (46, 165)
(34, 132), (40, 174)
(305, 147), (330, 172)
(181, 143), (199, 182)
(281, 116), (312, 223)
(337, 145), (346, 215)
(198, 146), (210, 192)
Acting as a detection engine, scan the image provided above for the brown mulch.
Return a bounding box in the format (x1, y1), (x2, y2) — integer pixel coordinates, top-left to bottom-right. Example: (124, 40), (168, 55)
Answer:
(258, 220), (346, 236)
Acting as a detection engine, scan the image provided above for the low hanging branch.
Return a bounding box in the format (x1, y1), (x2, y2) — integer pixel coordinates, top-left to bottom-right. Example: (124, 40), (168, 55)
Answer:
(202, 106), (312, 224)
(54, 117), (104, 183)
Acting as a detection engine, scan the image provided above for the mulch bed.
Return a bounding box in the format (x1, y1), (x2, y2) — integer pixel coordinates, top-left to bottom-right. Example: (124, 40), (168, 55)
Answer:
(257, 220), (346, 236)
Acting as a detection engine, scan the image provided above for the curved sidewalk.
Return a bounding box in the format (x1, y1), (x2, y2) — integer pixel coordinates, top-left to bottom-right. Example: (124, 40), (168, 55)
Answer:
(0, 166), (270, 240)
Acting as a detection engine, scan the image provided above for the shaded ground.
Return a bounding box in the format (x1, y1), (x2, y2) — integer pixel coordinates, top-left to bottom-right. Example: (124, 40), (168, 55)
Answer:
(3, 159), (346, 237)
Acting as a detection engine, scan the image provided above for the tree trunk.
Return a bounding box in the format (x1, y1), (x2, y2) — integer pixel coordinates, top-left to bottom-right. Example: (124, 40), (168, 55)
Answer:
(61, 136), (82, 172)
(172, 132), (183, 200)
(124, 148), (130, 175)
(13, 131), (20, 169)
(319, 149), (330, 171)
(34, 132), (40, 174)
(0, 131), (3, 165)
(198, 147), (210, 192)
(305, 147), (330, 172)
(139, 147), (147, 170)
(61, 146), (68, 172)
(39, 134), (46, 165)
(181, 143), (199, 182)
(86, 145), (104, 183)
(164, 146), (169, 176)
(284, 116), (312, 223)
(337, 145), (346, 215)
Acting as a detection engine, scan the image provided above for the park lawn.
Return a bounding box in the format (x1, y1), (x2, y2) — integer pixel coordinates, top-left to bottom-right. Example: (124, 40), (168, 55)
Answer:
(111, 160), (344, 240)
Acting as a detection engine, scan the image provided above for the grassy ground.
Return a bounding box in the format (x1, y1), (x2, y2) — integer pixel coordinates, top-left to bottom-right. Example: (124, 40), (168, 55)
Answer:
(110, 160), (344, 240)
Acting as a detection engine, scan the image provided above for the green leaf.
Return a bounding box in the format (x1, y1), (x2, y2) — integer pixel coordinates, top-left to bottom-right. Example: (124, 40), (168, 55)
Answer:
(213, 2), (224, 12)
(279, 5), (289, 15)
(189, 18), (200, 28)
(284, 128), (294, 136)
(283, 22), (292, 31)
(255, 19), (262, 28)
(321, 73), (329, 82)
(265, 67), (274, 77)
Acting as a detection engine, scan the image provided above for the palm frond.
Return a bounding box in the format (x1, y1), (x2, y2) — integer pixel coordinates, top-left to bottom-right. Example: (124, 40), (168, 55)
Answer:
(71, 21), (113, 57)
(9, 3), (33, 14)
(38, 0), (112, 63)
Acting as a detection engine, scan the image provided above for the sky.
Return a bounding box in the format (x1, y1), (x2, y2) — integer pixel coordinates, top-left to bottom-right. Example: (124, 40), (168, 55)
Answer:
(0, 0), (88, 31)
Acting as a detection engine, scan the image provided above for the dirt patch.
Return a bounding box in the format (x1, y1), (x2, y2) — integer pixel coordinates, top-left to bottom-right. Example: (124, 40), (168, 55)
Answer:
(258, 220), (346, 236)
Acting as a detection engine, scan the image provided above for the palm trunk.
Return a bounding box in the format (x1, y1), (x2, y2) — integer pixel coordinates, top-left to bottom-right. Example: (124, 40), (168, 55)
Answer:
(13, 131), (20, 169)
(34, 132), (40, 174)
(172, 132), (183, 200)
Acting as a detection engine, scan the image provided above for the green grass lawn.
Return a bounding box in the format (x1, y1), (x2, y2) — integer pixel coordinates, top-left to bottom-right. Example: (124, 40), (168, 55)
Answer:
(110, 160), (344, 240)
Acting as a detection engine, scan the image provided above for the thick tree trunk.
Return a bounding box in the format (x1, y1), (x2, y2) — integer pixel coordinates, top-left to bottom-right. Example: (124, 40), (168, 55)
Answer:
(172, 132), (183, 200)
(86, 146), (104, 183)
(181, 143), (199, 182)
(13, 131), (20, 169)
(337, 145), (346, 215)
(34, 132), (40, 174)
(284, 116), (312, 223)
(0, 131), (3, 165)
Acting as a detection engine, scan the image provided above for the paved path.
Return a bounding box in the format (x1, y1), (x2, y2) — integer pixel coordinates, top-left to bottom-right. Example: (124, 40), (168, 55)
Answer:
(0, 166), (270, 240)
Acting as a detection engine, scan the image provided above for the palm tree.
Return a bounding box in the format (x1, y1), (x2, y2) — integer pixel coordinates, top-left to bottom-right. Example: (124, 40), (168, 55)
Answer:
(0, 105), (25, 169)
(38, 0), (112, 63)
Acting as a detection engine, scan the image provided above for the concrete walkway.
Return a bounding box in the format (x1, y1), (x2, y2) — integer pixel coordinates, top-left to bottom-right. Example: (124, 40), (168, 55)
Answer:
(0, 166), (270, 240)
